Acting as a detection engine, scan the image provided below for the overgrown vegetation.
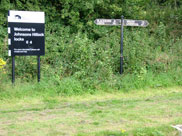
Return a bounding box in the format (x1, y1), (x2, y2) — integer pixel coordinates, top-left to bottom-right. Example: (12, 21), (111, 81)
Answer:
(0, 0), (182, 95)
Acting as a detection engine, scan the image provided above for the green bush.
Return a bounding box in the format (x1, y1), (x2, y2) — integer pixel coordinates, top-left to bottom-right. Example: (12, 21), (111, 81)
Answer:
(0, 0), (182, 95)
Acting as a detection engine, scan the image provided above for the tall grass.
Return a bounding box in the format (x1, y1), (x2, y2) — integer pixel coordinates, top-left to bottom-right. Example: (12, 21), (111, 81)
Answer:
(1, 68), (182, 101)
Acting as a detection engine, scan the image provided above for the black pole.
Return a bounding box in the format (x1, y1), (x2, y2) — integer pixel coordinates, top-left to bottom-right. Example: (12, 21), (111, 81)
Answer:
(37, 56), (40, 82)
(120, 15), (124, 74)
(12, 56), (15, 84)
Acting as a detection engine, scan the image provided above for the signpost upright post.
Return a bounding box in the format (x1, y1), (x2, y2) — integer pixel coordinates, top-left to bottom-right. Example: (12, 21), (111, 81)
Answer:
(120, 15), (124, 74)
(37, 56), (40, 82)
(12, 56), (15, 84)
(94, 16), (149, 74)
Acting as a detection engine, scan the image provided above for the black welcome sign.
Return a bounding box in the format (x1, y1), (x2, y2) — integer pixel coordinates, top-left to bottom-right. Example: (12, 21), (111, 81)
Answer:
(8, 10), (45, 83)
(8, 10), (45, 56)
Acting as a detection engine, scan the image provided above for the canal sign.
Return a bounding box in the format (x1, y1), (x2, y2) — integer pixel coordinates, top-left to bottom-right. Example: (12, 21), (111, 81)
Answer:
(8, 10), (45, 56)
(8, 10), (45, 83)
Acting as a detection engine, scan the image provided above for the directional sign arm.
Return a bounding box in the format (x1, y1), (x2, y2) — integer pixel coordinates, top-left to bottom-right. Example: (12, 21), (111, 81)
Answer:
(94, 19), (121, 26)
(124, 19), (149, 27)
(94, 19), (149, 27)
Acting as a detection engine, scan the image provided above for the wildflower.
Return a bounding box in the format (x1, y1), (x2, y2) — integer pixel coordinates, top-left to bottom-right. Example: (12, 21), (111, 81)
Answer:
(0, 58), (6, 69)
(121, 129), (126, 133)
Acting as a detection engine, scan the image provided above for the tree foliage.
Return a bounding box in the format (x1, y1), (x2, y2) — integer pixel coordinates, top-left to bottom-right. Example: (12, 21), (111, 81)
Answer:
(0, 0), (182, 88)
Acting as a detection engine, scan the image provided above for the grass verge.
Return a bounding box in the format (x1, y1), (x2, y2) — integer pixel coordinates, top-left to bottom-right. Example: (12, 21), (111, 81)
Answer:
(0, 87), (182, 136)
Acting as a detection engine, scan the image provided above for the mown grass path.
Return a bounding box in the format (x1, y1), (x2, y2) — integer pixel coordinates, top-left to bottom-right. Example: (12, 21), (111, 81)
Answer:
(0, 87), (182, 136)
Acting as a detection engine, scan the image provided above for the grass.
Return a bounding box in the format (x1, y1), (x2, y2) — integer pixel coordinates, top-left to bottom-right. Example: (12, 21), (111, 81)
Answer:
(0, 87), (182, 136)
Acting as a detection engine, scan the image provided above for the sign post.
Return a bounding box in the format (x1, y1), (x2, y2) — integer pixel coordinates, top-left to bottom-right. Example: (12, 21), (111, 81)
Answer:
(12, 56), (15, 83)
(37, 56), (40, 82)
(8, 10), (45, 83)
(120, 16), (124, 74)
(94, 16), (149, 74)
